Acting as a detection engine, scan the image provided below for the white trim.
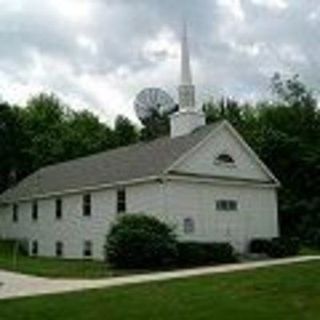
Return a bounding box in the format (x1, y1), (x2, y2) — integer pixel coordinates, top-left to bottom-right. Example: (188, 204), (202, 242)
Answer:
(3, 176), (160, 204)
(165, 121), (225, 173)
(165, 173), (278, 188)
(223, 121), (280, 186)
(165, 120), (280, 186)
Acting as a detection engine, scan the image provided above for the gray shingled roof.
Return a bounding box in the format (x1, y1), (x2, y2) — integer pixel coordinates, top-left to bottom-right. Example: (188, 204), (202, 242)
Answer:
(0, 123), (221, 203)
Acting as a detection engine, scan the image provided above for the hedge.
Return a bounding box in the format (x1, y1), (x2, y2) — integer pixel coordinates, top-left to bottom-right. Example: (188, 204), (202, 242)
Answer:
(249, 237), (300, 258)
(177, 242), (237, 266)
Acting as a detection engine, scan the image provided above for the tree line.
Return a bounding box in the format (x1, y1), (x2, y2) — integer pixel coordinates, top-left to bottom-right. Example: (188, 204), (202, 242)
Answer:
(0, 74), (319, 243)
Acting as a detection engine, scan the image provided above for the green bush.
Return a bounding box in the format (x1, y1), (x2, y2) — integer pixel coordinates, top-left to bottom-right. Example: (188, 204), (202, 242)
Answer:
(305, 229), (320, 249)
(177, 242), (237, 266)
(207, 243), (237, 263)
(106, 214), (178, 269)
(267, 237), (300, 258)
(249, 239), (271, 254)
(177, 242), (209, 266)
(249, 237), (300, 258)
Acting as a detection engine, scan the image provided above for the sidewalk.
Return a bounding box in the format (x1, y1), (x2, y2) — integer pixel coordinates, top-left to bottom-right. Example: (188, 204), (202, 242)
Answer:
(0, 255), (319, 300)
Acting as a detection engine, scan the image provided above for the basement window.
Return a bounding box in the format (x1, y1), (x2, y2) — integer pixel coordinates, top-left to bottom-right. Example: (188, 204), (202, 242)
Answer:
(31, 240), (38, 256)
(83, 240), (93, 258)
(216, 200), (238, 211)
(55, 241), (64, 257)
(12, 203), (19, 223)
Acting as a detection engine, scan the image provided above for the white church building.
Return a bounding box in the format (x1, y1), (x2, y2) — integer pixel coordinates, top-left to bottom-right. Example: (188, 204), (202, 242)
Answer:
(0, 27), (279, 260)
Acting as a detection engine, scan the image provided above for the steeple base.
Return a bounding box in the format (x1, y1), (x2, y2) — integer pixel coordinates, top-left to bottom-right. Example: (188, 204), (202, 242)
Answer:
(170, 110), (206, 138)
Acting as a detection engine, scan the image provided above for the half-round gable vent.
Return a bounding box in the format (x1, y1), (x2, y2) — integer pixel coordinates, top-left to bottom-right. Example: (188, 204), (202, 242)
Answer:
(215, 153), (235, 164)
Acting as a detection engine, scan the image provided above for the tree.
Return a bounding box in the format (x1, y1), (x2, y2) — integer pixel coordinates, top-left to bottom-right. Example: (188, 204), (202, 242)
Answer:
(0, 103), (24, 192)
(140, 107), (177, 141)
(114, 115), (139, 147)
(63, 111), (115, 160)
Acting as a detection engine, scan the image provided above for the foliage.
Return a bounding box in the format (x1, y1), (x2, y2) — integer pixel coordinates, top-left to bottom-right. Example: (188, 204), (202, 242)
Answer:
(114, 115), (139, 147)
(0, 93), (138, 193)
(249, 239), (272, 254)
(304, 229), (320, 249)
(267, 237), (300, 258)
(140, 107), (176, 141)
(249, 237), (300, 258)
(106, 214), (178, 269)
(177, 242), (237, 266)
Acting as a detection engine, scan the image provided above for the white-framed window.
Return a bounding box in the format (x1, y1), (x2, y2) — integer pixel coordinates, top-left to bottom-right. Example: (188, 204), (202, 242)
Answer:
(31, 240), (38, 256)
(183, 217), (195, 234)
(12, 203), (18, 223)
(55, 198), (62, 220)
(55, 241), (64, 257)
(117, 188), (126, 214)
(216, 200), (238, 211)
(32, 201), (38, 221)
(214, 153), (235, 166)
(83, 240), (93, 258)
(83, 194), (91, 217)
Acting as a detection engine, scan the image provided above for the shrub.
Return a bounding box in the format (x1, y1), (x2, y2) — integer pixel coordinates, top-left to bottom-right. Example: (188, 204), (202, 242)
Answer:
(250, 237), (300, 258)
(177, 242), (237, 266)
(249, 239), (271, 254)
(106, 214), (178, 269)
(177, 242), (209, 266)
(267, 237), (300, 258)
(305, 229), (320, 249)
(207, 243), (237, 263)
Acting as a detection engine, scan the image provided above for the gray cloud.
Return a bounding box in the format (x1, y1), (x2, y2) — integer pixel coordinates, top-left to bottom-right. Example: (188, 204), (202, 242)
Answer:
(0, 0), (319, 123)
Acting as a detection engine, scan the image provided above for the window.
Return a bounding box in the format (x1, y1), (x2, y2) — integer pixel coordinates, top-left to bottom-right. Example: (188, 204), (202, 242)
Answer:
(215, 153), (235, 165)
(55, 241), (63, 257)
(216, 200), (238, 211)
(12, 203), (18, 223)
(55, 198), (62, 220)
(183, 217), (195, 234)
(32, 201), (38, 221)
(117, 188), (126, 213)
(83, 240), (92, 258)
(83, 194), (91, 217)
(31, 240), (38, 256)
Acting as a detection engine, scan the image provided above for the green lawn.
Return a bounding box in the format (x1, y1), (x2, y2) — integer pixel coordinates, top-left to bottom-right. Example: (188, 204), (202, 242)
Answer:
(0, 241), (127, 278)
(1, 261), (319, 320)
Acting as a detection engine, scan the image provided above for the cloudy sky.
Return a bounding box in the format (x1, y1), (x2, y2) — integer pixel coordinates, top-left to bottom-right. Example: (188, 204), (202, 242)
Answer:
(0, 0), (319, 124)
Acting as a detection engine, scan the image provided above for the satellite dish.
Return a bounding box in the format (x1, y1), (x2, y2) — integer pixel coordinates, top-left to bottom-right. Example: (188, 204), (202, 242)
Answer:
(134, 87), (176, 121)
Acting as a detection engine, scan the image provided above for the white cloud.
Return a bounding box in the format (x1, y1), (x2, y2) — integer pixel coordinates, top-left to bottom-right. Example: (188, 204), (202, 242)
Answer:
(0, 0), (318, 124)
(217, 0), (246, 21)
(142, 27), (180, 63)
(48, 0), (94, 24)
(250, 0), (288, 11)
(76, 35), (98, 56)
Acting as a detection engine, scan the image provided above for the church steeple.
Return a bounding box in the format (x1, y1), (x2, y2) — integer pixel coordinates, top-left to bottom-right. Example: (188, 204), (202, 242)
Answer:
(178, 23), (195, 111)
(181, 23), (192, 85)
(170, 23), (205, 138)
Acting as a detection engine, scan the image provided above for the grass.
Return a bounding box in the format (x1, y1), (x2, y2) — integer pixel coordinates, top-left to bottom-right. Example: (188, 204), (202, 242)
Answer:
(300, 246), (320, 256)
(0, 261), (319, 320)
(0, 241), (129, 279)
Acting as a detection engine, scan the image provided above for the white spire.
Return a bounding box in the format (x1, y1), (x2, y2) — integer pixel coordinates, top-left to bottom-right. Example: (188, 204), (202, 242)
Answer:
(170, 22), (205, 138)
(181, 22), (192, 85)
